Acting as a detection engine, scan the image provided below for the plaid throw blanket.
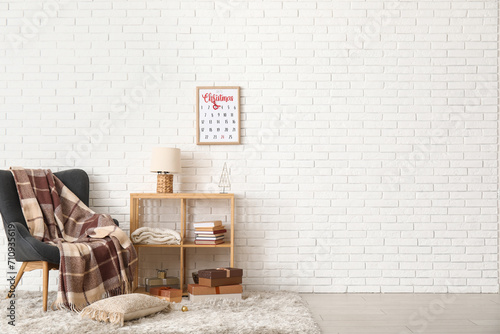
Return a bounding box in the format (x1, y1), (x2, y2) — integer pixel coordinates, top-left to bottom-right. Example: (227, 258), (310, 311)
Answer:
(10, 167), (137, 311)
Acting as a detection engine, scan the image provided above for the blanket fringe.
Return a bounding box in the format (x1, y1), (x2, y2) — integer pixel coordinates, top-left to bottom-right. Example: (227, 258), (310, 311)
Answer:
(80, 308), (125, 326)
(53, 301), (86, 313)
(105, 286), (124, 299)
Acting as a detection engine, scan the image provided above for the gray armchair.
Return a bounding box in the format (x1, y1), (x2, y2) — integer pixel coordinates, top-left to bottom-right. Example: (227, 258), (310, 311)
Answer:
(0, 169), (119, 311)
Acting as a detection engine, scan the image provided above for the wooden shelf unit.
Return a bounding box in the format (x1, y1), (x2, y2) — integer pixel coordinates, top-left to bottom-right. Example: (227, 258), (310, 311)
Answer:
(130, 193), (235, 293)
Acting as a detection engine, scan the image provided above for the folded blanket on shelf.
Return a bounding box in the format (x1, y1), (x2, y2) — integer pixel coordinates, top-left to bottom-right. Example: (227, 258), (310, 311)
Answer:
(10, 167), (137, 311)
(131, 227), (181, 245)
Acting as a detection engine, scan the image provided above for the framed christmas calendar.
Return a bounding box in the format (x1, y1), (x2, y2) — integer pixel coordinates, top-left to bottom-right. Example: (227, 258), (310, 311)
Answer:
(196, 86), (240, 145)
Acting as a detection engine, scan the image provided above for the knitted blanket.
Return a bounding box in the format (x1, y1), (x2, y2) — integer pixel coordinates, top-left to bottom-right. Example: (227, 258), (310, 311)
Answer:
(131, 227), (181, 245)
(10, 167), (137, 311)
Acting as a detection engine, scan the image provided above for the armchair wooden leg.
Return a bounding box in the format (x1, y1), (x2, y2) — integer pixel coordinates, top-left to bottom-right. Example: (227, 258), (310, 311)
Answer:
(42, 261), (49, 312)
(6, 262), (27, 299)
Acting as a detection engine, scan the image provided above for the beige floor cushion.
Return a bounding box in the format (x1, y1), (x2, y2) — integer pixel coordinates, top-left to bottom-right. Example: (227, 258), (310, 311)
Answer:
(80, 293), (171, 326)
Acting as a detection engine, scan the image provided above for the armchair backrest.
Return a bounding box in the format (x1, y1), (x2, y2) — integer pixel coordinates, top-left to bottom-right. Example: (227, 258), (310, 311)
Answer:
(0, 169), (90, 232)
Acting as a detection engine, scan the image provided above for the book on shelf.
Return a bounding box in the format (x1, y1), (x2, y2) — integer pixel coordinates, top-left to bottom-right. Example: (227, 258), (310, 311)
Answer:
(193, 220), (222, 228)
(194, 239), (225, 245)
(195, 233), (225, 239)
(196, 236), (224, 241)
(194, 221), (226, 244)
(195, 230), (227, 236)
(195, 226), (225, 232)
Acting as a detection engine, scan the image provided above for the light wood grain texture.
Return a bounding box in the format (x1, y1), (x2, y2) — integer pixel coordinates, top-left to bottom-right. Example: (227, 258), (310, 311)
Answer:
(230, 196), (235, 267)
(303, 293), (500, 334)
(180, 198), (186, 293)
(179, 244), (186, 291)
(130, 195), (139, 291)
(183, 241), (232, 248)
(181, 198), (186, 241)
(134, 244), (182, 248)
(130, 193), (234, 199)
(6, 261), (58, 312)
(131, 193), (235, 294)
(42, 261), (49, 312)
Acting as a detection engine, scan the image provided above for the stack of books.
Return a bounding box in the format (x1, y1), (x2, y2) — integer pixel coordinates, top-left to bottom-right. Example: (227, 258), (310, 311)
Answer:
(193, 220), (226, 245)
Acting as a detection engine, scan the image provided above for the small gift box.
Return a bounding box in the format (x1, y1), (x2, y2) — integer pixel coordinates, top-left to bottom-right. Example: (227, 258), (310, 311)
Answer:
(151, 287), (182, 303)
(198, 276), (242, 287)
(149, 286), (170, 296)
(198, 268), (243, 279)
(188, 284), (242, 296)
(144, 276), (180, 292)
(198, 267), (243, 287)
(157, 269), (168, 279)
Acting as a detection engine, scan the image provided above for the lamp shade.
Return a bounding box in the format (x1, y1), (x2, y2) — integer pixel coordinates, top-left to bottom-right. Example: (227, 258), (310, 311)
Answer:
(150, 147), (181, 173)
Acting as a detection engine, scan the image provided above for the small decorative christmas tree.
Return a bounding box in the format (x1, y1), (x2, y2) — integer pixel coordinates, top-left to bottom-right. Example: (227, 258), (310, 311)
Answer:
(218, 162), (231, 194)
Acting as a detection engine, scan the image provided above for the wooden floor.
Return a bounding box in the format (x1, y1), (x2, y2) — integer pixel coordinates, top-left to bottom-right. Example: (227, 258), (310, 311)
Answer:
(302, 293), (500, 334)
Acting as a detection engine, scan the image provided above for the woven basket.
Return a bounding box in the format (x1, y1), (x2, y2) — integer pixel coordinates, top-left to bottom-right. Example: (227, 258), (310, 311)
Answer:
(157, 174), (173, 193)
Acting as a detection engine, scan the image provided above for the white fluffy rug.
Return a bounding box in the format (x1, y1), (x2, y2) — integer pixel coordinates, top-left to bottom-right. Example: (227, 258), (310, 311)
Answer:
(1, 290), (320, 334)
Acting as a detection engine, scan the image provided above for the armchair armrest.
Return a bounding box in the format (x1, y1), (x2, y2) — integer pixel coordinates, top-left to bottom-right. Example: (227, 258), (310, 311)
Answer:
(10, 222), (60, 264)
(8, 218), (119, 264)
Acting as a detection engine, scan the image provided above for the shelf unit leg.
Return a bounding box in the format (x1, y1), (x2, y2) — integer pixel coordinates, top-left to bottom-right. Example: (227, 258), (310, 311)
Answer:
(180, 247), (184, 293)
(230, 197), (235, 267)
(133, 246), (139, 291)
(131, 196), (140, 292)
(180, 198), (186, 294)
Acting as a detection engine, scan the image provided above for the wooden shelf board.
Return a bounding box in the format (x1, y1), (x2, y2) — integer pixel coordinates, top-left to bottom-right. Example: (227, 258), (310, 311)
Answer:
(133, 243), (181, 248)
(183, 241), (231, 248)
(134, 287), (149, 294)
(133, 242), (230, 248)
(130, 193), (234, 200)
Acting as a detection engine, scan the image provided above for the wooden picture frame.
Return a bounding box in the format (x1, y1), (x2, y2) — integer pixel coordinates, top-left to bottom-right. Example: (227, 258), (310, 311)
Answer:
(196, 86), (240, 145)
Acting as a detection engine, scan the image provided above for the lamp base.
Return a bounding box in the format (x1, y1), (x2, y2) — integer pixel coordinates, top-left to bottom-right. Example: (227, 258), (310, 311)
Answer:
(157, 173), (173, 193)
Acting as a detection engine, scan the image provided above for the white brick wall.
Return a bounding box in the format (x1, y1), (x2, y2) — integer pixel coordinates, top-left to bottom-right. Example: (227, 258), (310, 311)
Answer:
(0, 0), (498, 293)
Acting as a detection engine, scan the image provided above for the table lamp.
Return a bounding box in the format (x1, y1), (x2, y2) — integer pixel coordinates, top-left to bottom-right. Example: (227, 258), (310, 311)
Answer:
(150, 147), (181, 193)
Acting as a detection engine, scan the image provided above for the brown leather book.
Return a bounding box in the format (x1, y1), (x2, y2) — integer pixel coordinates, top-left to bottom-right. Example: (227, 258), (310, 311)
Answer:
(196, 235), (225, 240)
(194, 240), (225, 245)
(199, 276), (242, 287)
(195, 231), (227, 236)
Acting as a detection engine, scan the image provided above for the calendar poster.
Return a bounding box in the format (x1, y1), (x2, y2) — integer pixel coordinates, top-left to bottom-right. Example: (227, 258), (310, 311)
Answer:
(196, 86), (240, 145)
